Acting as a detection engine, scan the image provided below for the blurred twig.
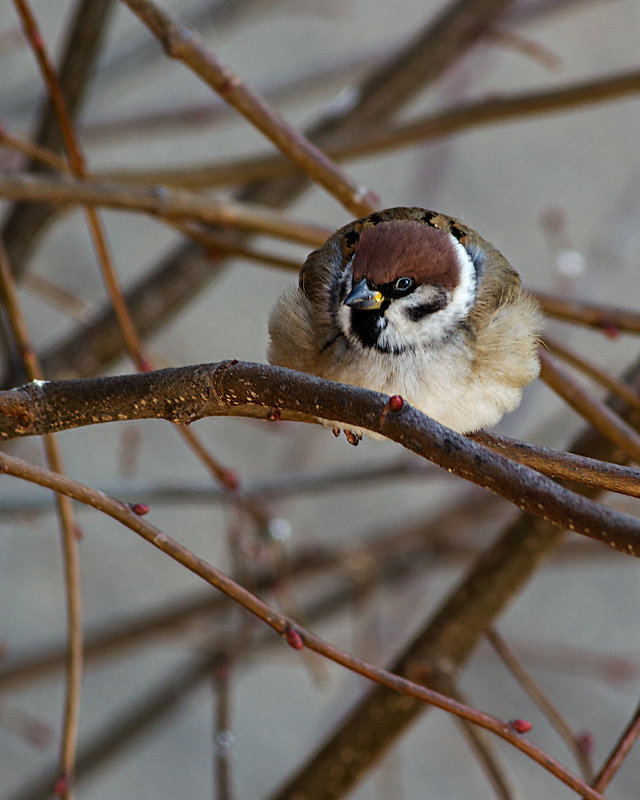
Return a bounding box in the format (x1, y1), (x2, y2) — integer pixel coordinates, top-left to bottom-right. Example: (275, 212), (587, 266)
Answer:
(532, 290), (640, 335)
(2, 0), (114, 275)
(592, 699), (640, 794)
(119, 0), (379, 218)
(539, 348), (640, 464)
(487, 628), (593, 781)
(0, 449), (606, 800)
(0, 237), (83, 799)
(0, 174), (330, 247)
(100, 68), (640, 190)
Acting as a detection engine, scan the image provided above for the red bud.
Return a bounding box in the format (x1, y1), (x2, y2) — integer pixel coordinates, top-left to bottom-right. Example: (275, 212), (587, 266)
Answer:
(284, 625), (304, 650)
(509, 719), (532, 734)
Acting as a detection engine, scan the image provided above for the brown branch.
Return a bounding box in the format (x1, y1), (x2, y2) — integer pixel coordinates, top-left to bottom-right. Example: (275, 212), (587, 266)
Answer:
(118, 0), (378, 218)
(543, 335), (640, 414)
(0, 174), (329, 247)
(487, 628), (593, 781)
(2, 361), (640, 556)
(2, 0), (114, 275)
(101, 67), (640, 191)
(0, 234), (83, 798)
(0, 126), (69, 172)
(592, 698), (640, 794)
(532, 290), (640, 335)
(12, 0), (150, 382)
(539, 348), (640, 464)
(0, 449), (606, 800)
(248, 348), (640, 800)
(472, 431), (640, 498)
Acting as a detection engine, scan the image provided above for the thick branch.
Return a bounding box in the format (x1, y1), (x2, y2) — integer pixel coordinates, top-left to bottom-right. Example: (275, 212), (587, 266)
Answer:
(1, 361), (640, 556)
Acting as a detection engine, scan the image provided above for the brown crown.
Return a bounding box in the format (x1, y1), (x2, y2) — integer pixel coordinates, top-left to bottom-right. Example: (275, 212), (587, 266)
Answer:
(350, 220), (460, 289)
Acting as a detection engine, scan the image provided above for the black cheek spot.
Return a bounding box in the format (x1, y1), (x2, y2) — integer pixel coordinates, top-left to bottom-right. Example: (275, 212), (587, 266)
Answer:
(405, 293), (448, 322)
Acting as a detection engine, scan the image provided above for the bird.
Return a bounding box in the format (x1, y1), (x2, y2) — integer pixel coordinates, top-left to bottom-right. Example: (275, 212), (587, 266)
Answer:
(268, 207), (541, 443)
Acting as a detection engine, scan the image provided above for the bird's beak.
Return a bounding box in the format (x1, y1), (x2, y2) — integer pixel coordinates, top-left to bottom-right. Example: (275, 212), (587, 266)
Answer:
(344, 279), (384, 310)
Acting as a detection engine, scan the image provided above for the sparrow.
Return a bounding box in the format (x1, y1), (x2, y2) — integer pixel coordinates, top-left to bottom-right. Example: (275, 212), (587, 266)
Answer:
(268, 207), (541, 442)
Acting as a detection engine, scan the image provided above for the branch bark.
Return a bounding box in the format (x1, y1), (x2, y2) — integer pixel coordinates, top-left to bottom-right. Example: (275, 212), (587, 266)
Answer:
(1, 361), (640, 556)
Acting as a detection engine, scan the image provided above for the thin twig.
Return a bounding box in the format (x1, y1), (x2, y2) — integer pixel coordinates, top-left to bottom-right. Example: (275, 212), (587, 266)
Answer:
(0, 173), (330, 247)
(538, 348), (640, 465)
(454, 685), (523, 800)
(12, 0), (148, 374)
(100, 67), (640, 190)
(0, 449), (606, 800)
(0, 236), (83, 799)
(0, 125), (69, 171)
(212, 655), (233, 800)
(543, 335), (640, 414)
(3, 0), (114, 275)
(591, 698), (640, 794)
(532, 290), (640, 335)
(119, 0), (378, 217)
(487, 628), (593, 781)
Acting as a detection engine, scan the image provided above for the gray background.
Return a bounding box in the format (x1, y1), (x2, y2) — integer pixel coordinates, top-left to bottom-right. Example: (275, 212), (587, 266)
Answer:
(0, 1), (639, 798)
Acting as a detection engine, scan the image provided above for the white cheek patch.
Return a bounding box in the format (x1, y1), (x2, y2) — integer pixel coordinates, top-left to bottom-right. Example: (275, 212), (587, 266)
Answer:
(379, 234), (477, 349)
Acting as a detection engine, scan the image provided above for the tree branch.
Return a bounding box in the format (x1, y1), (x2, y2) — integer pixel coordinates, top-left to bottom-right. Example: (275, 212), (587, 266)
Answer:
(1, 361), (640, 556)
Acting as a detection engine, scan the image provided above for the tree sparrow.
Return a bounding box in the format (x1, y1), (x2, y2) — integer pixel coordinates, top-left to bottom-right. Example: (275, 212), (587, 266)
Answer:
(268, 207), (541, 442)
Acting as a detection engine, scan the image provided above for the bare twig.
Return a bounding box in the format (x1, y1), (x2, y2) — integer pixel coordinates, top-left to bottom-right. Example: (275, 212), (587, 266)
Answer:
(101, 68), (640, 191)
(12, 0), (148, 376)
(0, 449), (606, 800)
(487, 628), (593, 781)
(592, 698), (640, 794)
(0, 126), (69, 171)
(119, 0), (378, 217)
(543, 335), (640, 414)
(539, 348), (640, 465)
(532, 290), (640, 335)
(454, 685), (523, 800)
(212, 656), (234, 800)
(3, 0), (114, 275)
(0, 174), (329, 247)
(0, 236), (83, 798)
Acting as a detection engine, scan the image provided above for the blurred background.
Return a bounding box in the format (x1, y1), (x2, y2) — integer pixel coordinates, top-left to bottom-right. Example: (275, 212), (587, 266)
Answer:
(0, 0), (639, 798)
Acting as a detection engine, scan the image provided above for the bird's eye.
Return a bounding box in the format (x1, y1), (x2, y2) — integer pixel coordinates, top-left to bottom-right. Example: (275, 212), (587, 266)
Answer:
(394, 277), (414, 292)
